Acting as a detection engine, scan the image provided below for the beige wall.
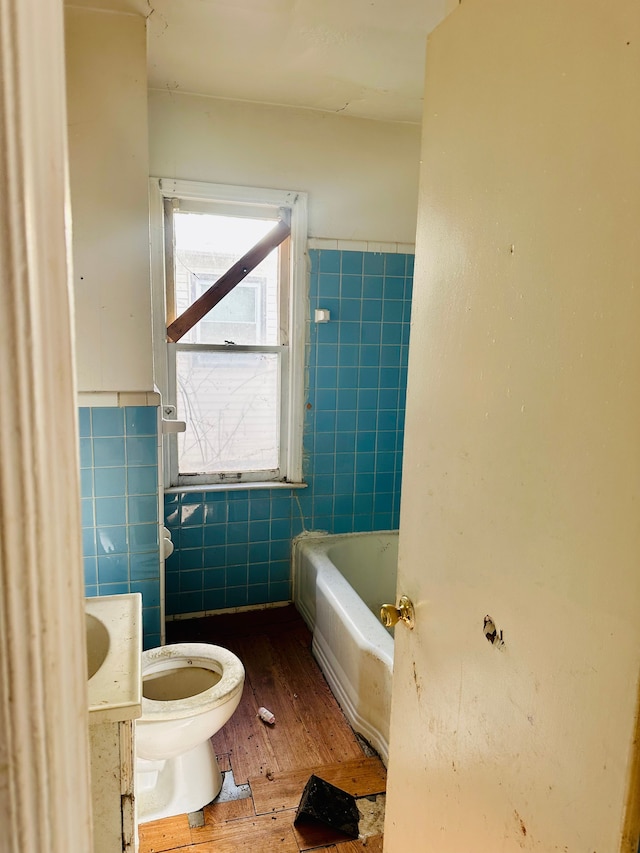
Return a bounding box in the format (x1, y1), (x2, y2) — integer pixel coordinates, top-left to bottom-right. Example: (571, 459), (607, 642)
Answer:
(66, 7), (153, 393)
(148, 90), (422, 243)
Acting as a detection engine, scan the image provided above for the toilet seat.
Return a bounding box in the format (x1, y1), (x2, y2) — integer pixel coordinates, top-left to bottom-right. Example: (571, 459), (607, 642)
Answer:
(141, 643), (244, 720)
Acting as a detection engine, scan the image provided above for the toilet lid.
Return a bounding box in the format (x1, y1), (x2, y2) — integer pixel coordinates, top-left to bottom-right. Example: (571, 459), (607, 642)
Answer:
(141, 642), (244, 720)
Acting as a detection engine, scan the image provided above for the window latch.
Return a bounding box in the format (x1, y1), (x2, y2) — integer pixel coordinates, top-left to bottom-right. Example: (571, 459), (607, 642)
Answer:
(161, 405), (186, 435)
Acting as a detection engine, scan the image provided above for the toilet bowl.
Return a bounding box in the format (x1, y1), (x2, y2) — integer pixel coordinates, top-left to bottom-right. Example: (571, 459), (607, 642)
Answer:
(135, 642), (244, 823)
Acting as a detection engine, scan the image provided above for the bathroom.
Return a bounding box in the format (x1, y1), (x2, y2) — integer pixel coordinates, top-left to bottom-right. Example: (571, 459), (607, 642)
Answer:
(3, 1), (640, 852)
(74, 15), (418, 656)
(65, 0), (421, 845)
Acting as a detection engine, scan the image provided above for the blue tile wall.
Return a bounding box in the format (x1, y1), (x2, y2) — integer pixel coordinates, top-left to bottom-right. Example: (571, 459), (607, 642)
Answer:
(303, 249), (411, 532)
(79, 406), (161, 649)
(164, 489), (296, 615)
(164, 249), (413, 617)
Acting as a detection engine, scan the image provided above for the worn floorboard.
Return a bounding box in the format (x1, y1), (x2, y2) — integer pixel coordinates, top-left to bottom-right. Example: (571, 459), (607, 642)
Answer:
(138, 606), (386, 853)
(250, 757), (387, 815)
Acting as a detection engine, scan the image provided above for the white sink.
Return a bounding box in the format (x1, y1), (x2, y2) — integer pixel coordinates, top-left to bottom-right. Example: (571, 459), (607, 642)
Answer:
(86, 612), (110, 679)
(85, 593), (143, 724)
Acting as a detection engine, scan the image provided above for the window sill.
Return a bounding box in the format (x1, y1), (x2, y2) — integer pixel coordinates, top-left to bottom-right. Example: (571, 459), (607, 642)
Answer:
(165, 481), (307, 495)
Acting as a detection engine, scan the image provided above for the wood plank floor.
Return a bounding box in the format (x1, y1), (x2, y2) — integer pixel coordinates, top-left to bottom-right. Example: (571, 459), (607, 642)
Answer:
(138, 605), (386, 853)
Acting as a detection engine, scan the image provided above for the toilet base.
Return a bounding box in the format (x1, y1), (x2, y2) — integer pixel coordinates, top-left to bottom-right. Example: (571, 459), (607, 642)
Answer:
(136, 738), (223, 824)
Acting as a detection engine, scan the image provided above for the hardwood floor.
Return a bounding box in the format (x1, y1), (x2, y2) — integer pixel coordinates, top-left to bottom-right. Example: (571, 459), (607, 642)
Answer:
(138, 605), (386, 853)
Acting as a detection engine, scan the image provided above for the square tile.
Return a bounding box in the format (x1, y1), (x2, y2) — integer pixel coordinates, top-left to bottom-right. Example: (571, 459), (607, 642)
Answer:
(339, 299), (361, 322)
(340, 275), (363, 299)
(269, 580), (291, 601)
(226, 564), (248, 587)
(128, 523), (159, 553)
(181, 526), (204, 548)
(125, 406), (158, 436)
(385, 253), (406, 276)
(225, 501), (246, 523)
(248, 541), (269, 563)
(247, 584), (270, 605)
(226, 586), (249, 608)
(203, 589), (226, 611)
(91, 408), (125, 437)
(204, 567), (225, 590)
(341, 251), (363, 275)
(204, 525), (225, 547)
(204, 545), (226, 569)
(97, 553), (129, 584)
(180, 548), (204, 568)
(95, 497), (127, 526)
(249, 520), (270, 542)
(181, 503), (204, 526)
(127, 465), (158, 495)
(361, 323), (382, 345)
(319, 250), (340, 273)
(130, 551), (160, 580)
(226, 542), (248, 565)
(336, 410), (357, 432)
(126, 436), (157, 466)
(128, 494), (158, 524)
(94, 467), (127, 498)
(93, 437), (126, 467)
(248, 563), (269, 584)
(96, 526), (128, 555)
(180, 568), (204, 590)
(227, 521), (249, 544)
(363, 275), (383, 299)
(334, 494), (354, 516)
(249, 498), (271, 521)
(270, 561), (291, 584)
(318, 272), (340, 297)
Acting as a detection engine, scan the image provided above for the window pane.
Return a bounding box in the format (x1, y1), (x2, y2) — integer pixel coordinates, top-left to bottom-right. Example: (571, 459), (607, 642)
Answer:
(174, 212), (280, 346)
(176, 350), (280, 475)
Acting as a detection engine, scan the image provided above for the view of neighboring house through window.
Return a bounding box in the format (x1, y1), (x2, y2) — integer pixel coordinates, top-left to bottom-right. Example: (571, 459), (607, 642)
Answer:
(151, 180), (306, 487)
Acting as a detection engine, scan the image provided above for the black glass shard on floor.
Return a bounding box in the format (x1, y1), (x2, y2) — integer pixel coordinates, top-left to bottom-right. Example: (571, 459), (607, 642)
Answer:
(294, 774), (360, 839)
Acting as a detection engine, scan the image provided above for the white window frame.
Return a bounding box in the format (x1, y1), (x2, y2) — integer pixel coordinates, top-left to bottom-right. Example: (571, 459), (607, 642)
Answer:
(149, 178), (307, 487)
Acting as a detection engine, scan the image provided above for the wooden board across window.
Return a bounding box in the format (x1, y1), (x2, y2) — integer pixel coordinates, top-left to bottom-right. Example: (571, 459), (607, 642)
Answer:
(166, 219), (291, 343)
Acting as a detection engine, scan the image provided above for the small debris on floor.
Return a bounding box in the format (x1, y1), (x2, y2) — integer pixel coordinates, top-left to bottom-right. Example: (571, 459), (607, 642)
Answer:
(355, 733), (379, 759)
(357, 793), (386, 838)
(187, 810), (205, 829)
(257, 706), (276, 725)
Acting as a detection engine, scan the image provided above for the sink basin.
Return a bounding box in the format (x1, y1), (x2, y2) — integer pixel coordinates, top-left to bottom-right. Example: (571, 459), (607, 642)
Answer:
(85, 593), (142, 723)
(86, 612), (110, 679)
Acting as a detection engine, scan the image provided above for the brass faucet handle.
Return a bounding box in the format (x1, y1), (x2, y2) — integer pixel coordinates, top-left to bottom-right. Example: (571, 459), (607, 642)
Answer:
(380, 595), (415, 630)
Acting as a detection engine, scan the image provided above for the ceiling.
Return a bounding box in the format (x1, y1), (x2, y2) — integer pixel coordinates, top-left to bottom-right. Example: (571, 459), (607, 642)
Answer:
(67, 0), (453, 123)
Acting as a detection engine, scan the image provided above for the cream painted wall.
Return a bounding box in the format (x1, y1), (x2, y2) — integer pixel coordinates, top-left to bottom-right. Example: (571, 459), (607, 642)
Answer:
(386, 0), (640, 849)
(66, 7), (153, 393)
(148, 91), (422, 243)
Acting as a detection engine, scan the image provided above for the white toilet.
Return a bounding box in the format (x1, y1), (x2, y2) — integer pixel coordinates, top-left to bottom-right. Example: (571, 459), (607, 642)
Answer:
(135, 642), (245, 823)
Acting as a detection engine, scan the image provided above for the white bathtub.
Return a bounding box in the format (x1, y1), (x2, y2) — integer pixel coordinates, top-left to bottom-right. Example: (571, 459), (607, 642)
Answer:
(293, 531), (397, 764)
